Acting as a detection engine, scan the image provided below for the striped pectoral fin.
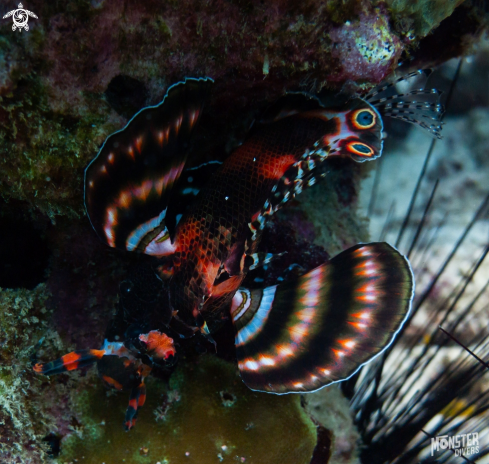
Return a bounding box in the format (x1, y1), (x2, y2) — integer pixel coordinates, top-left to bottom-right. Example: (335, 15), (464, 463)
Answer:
(33, 349), (105, 375)
(231, 242), (414, 393)
(124, 381), (147, 431)
(85, 77), (213, 256)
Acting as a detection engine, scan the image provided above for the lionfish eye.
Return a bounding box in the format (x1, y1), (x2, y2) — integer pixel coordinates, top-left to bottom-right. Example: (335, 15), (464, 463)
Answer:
(353, 109), (376, 129)
(347, 142), (374, 157)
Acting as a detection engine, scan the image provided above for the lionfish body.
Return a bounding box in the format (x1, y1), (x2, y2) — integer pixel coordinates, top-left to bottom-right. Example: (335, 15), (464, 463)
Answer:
(34, 73), (443, 429)
(170, 96), (383, 326)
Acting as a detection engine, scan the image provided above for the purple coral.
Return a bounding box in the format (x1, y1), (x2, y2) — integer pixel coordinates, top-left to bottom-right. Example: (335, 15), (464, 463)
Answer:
(329, 7), (402, 84)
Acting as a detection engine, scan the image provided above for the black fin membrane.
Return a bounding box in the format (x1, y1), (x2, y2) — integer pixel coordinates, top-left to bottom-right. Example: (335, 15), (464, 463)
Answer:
(258, 92), (325, 123)
(165, 160), (223, 237)
(231, 243), (414, 393)
(85, 77), (213, 255)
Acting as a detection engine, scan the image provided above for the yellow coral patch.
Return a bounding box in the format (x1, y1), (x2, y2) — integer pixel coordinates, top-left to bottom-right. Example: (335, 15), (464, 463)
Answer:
(59, 355), (317, 464)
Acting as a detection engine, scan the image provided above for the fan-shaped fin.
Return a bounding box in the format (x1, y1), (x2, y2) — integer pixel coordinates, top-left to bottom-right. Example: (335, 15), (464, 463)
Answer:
(231, 242), (414, 393)
(85, 77), (213, 255)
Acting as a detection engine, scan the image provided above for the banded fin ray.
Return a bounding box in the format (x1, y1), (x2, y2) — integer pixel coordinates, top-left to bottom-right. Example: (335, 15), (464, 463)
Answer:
(247, 152), (328, 240)
(365, 70), (444, 139)
(231, 242), (414, 393)
(85, 77), (213, 255)
(247, 94), (385, 240)
(364, 69), (431, 99)
(124, 381), (147, 431)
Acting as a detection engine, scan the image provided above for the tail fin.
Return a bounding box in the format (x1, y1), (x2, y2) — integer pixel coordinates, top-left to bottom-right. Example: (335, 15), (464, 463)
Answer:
(231, 243), (413, 393)
(33, 340), (154, 431)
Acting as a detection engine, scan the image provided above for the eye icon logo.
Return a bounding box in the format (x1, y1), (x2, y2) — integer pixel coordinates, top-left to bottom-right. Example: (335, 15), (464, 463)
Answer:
(3, 3), (37, 32)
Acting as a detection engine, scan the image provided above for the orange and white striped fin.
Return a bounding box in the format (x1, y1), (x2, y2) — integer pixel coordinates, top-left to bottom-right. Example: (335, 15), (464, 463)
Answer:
(85, 77), (213, 256)
(231, 242), (414, 393)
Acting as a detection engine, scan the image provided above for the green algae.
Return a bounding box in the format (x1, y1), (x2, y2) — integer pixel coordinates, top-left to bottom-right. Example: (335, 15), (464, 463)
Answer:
(0, 284), (63, 462)
(58, 355), (317, 464)
(0, 71), (115, 220)
(382, 0), (464, 38)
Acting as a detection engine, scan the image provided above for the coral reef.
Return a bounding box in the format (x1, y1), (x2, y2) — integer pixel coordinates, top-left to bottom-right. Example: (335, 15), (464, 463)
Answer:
(0, 0), (486, 218)
(328, 6), (402, 84)
(0, 164), (366, 463)
(302, 387), (360, 464)
(57, 355), (317, 464)
(384, 0), (464, 38)
(0, 207), (130, 462)
(0, 283), (59, 463)
(1, 2), (488, 463)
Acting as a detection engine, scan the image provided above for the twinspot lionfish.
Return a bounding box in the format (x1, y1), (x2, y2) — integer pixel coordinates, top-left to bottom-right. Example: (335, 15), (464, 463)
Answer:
(34, 71), (443, 430)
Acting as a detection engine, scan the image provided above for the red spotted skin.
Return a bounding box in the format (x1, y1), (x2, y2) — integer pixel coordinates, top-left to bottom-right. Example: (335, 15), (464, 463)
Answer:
(167, 113), (341, 326)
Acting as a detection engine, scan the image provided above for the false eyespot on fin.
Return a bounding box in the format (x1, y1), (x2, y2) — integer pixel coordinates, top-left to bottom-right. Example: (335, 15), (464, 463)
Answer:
(85, 77), (213, 255)
(326, 98), (384, 162)
(231, 242), (414, 393)
(258, 92), (384, 164)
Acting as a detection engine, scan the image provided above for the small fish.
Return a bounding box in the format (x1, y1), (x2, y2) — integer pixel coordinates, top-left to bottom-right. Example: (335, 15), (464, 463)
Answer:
(34, 72), (443, 429)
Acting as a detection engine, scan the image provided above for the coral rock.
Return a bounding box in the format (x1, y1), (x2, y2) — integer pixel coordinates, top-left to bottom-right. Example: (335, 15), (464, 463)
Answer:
(0, 0), (485, 218)
(59, 355), (317, 464)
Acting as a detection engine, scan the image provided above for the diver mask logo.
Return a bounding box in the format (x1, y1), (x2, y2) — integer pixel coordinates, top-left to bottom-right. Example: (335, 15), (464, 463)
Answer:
(431, 433), (480, 457)
(2, 3), (37, 32)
